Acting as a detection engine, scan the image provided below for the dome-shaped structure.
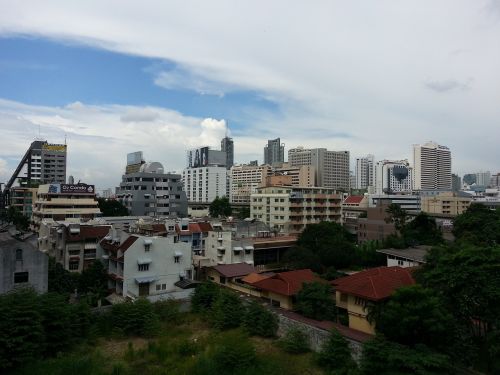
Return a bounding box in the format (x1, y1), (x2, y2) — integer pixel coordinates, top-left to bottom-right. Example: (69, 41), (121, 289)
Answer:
(140, 162), (164, 174)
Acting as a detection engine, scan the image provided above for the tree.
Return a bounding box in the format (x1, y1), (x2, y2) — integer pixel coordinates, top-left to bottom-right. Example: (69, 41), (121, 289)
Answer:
(210, 289), (245, 330)
(403, 212), (443, 246)
(5, 206), (29, 231)
(316, 329), (357, 374)
(278, 327), (310, 354)
(385, 203), (408, 233)
(48, 257), (79, 295)
(211, 330), (256, 375)
(97, 198), (129, 216)
(242, 301), (278, 337)
(209, 196), (232, 218)
(370, 285), (454, 350)
(452, 204), (500, 246)
(111, 298), (160, 337)
(295, 281), (336, 321)
(355, 240), (386, 267)
(191, 282), (221, 313)
(359, 336), (452, 375)
(78, 260), (108, 305)
(290, 221), (356, 272)
(237, 206), (250, 219)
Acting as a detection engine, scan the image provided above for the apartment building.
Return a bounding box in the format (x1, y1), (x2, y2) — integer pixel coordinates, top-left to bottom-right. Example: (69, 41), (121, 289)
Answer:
(374, 159), (413, 194)
(264, 138), (285, 165)
(420, 191), (472, 216)
(32, 183), (102, 229)
(182, 166), (228, 203)
(355, 155), (375, 189)
(265, 163), (316, 187)
(229, 164), (272, 204)
(9, 187), (38, 218)
(413, 141), (452, 190)
(288, 147), (350, 190)
(250, 186), (342, 234)
(100, 228), (193, 299)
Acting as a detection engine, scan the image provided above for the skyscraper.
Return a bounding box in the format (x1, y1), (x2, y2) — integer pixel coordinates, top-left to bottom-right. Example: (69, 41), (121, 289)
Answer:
(220, 136), (234, 169)
(264, 138), (285, 165)
(288, 147), (350, 190)
(355, 154), (375, 189)
(412, 141), (451, 190)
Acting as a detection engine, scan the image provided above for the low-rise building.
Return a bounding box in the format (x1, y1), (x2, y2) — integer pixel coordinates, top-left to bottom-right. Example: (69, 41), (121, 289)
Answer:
(376, 246), (429, 268)
(9, 187), (38, 218)
(229, 164), (272, 204)
(420, 191), (472, 216)
(332, 266), (415, 334)
(0, 230), (48, 294)
(341, 195), (368, 233)
(100, 229), (193, 300)
(356, 204), (396, 243)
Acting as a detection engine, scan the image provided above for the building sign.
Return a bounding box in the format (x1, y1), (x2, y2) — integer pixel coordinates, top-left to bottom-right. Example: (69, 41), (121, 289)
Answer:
(48, 184), (95, 195)
(188, 147), (209, 168)
(42, 144), (67, 152)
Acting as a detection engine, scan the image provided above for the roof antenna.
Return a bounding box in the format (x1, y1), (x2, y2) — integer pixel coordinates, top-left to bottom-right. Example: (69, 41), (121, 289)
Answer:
(64, 133), (67, 145)
(225, 120), (229, 138)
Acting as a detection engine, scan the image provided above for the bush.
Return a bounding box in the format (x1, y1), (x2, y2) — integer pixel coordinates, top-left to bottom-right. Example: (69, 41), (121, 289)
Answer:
(191, 283), (221, 313)
(295, 281), (336, 321)
(210, 290), (245, 330)
(111, 298), (160, 337)
(211, 331), (256, 374)
(316, 329), (357, 374)
(242, 301), (278, 337)
(278, 327), (310, 354)
(154, 299), (182, 323)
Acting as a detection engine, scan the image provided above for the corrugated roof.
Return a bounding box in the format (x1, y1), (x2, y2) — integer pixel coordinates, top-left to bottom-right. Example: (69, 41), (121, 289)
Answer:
(332, 266), (415, 301)
(252, 269), (320, 296)
(212, 262), (255, 278)
(67, 225), (111, 242)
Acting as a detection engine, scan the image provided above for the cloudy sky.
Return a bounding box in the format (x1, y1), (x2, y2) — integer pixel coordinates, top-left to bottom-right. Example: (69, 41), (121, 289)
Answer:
(0, 1), (499, 191)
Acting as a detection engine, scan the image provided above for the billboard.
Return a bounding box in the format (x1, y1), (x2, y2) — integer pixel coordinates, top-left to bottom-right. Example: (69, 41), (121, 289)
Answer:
(48, 184), (95, 195)
(188, 147), (209, 168)
(42, 144), (67, 152)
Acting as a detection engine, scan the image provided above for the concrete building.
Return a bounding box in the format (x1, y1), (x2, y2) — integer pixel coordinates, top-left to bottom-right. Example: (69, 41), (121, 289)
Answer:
(374, 159), (413, 194)
(452, 174), (461, 192)
(357, 204), (397, 243)
(38, 221), (111, 272)
(490, 173), (500, 188)
(116, 162), (187, 218)
(229, 164), (272, 204)
(288, 147), (350, 190)
(182, 166), (228, 203)
(341, 195), (368, 233)
(366, 194), (420, 212)
(126, 151), (146, 174)
(32, 183), (102, 229)
(355, 155), (375, 190)
(100, 228), (193, 299)
(9, 187), (38, 218)
(220, 136), (234, 170)
(475, 171), (491, 187)
(413, 141), (452, 190)
(377, 246), (429, 268)
(0, 230), (48, 294)
(264, 138), (285, 165)
(420, 191), (472, 216)
(270, 163), (316, 187)
(251, 186), (342, 234)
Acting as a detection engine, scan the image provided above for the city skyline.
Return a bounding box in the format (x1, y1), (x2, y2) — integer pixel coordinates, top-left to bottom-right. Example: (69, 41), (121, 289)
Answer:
(1, 2), (499, 189)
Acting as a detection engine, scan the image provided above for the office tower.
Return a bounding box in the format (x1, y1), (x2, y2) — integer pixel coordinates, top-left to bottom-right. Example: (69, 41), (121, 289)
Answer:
(221, 136), (234, 169)
(288, 147), (350, 190)
(452, 174), (461, 192)
(126, 151), (145, 174)
(229, 164), (272, 203)
(116, 155), (187, 217)
(374, 160), (413, 194)
(264, 138), (285, 165)
(412, 141), (451, 190)
(475, 171), (491, 187)
(355, 154), (375, 189)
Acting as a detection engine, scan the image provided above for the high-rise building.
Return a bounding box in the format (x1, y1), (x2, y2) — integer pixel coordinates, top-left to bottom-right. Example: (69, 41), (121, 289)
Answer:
(452, 174), (461, 192)
(412, 141), (451, 190)
(288, 147), (350, 190)
(126, 151), (145, 174)
(229, 164), (272, 204)
(264, 138), (285, 165)
(220, 136), (234, 170)
(355, 155), (375, 189)
(475, 171), (491, 187)
(463, 173), (476, 186)
(490, 173), (500, 188)
(374, 160), (413, 194)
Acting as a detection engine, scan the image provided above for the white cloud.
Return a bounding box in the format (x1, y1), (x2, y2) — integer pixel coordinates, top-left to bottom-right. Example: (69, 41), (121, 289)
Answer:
(0, 1), (499, 177)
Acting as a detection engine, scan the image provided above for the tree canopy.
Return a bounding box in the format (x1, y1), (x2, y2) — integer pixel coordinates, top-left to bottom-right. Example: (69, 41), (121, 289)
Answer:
(452, 204), (500, 245)
(209, 196), (232, 218)
(97, 198), (129, 216)
(295, 281), (336, 321)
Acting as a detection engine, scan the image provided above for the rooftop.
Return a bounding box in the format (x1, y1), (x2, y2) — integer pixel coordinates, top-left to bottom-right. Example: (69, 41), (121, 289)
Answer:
(376, 246), (430, 263)
(251, 269), (320, 296)
(212, 262), (255, 278)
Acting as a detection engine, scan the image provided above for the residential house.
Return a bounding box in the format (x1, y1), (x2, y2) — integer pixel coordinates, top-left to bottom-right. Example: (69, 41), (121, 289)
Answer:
(376, 246), (429, 268)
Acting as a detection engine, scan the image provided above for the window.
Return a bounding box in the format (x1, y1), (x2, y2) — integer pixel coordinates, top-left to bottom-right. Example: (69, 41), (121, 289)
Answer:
(156, 284), (161, 291)
(174, 256), (180, 263)
(162, 284), (167, 290)
(138, 264), (149, 271)
(354, 297), (366, 307)
(15, 249), (23, 261)
(69, 261), (79, 271)
(14, 272), (29, 283)
(340, 293), (348, 302)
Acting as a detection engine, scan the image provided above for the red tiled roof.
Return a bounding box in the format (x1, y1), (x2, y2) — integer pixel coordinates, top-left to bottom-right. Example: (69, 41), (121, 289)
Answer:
(343, 195), (364, 204)
(242, 272), (275, 285)
(100, 235), (138, 254)
(118, 236), (139, 252)
(152, 224), (167, 233)
(67, 225), (111, 242)
(252, 269), (320, 296)
(332, 266), (415, 301)
(197, 222), (213, 232)
(175, 223), (204, 235)
(212, 262), (255, 278)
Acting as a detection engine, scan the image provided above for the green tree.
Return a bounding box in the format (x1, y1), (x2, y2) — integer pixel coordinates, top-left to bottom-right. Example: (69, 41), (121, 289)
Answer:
(210, 289), (245, 330)
(355, 240), (386, 267)
(385, 203), (408, 233)
(191, 282), (221, 313)
(359, 336), (452, 375)
(78, 260), (108, 305)
(237, 206), (251, 219)
(371, 285), (454, 350)
(242, 301), (278, 337)
(111, 299), (160, 337)
(209, 196), (232, 218)
(48, 257), (79, 295)
(452, 204), (500, 245)
(5, 206), (30, 231)
(403, 212), (443, 246)
(97, 198), (129, 216)
(278, 327), (310, 354)
(316, 329), (357, 374)
(211, 330), (256, 375)
(295, 281), (336, 321)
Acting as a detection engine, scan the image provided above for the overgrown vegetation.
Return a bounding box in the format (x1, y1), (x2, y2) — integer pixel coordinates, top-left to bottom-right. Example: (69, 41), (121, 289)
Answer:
(97, 198), (129, 217)
(209, 196), (232, 218)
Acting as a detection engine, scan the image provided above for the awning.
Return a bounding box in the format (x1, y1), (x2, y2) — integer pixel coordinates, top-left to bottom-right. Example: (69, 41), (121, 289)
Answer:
(245, 260), (254, 265)
(69, 228), (80, 234)
(233, 246), (243, 252)
(244, 246), (254, 250)
(84, 243), (97, 249)
(174, 251), (183, 257)
(137, 258), (152, 265)
(174, 279), (202, 289)
(135, 276), (157, 284)
(217, 246), (225, 251)
(144, 239), (153, 245)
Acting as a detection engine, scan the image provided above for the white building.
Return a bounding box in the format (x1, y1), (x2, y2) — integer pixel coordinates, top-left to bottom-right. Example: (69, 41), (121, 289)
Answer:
(412, 141), (451, 190)
(375, 159), (413, 194)
(355, 155), (375, 190)
(229, 164), (272, 204)
(182, 166), (228, 203)
(475, 171), (491, 187)
(100, 228), (193, 299)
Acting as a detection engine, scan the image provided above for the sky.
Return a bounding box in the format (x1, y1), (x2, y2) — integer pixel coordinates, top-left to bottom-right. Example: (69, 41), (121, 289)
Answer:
(0, 1), (499, 192)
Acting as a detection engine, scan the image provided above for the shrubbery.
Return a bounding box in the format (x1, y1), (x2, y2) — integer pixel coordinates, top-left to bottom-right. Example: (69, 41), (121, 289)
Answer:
(242, 301), (278, 337)
(278, 327), (310, 354)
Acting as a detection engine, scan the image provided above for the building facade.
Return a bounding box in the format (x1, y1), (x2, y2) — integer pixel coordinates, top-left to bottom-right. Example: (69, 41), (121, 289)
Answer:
(374, 159), (413, 194)
(229, 164), (272, 204)
(355, 155), (375, 190)
(182, 166), (228, 203)
(220, 136), (234, 170)
(420, 191), (472, 216)
(412, 141), (451, 190)
(264, 138), (285, 165)
(116, 162), (187, 218)
(288, 147), (350, 190)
